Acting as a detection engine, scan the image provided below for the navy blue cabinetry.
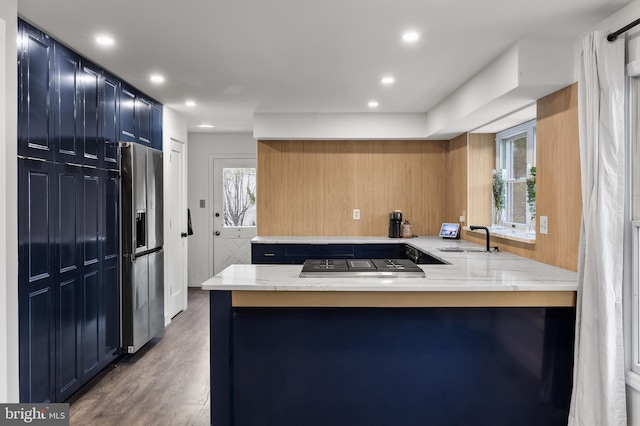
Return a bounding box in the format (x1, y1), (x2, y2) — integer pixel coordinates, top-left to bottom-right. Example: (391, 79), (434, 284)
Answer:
(53, 43), (82, 165)
(251, 244), (286, 263)
(119, 85), (136, 143)
(136, 97), (152, 145)
(151, 103), (163, 150)
(252, 244), (355, 264)
(17, 22), (55, 162)
(354, 243), (406, 259)
(16, 19), (144, 403)
(78, 61), (102, 167)
(252, 243), (412, 264)
(55, 164), (83, 401)
(80, 168), (102, 384)
(18, 159), (57, 403)
(101, 72), (119, 169)
(119, 83), (162, 149)
(210, 295), (575, 426)
(55, 166), (119, 401)
(101, 171), (120, 360)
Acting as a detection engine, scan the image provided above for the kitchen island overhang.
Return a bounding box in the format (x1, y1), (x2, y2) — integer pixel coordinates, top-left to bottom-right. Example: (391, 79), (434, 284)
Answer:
(203, 240), (578, 426)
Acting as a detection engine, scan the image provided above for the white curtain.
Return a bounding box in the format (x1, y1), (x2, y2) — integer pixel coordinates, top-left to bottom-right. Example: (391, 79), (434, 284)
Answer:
(569, 31), (626, 426)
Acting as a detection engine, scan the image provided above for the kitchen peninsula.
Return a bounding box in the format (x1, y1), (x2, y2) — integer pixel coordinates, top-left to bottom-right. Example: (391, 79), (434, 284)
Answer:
(202, 237), (577, 426)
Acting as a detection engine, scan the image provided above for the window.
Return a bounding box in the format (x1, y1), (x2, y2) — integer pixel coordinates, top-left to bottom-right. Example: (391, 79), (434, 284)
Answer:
(222, 167), (256, 227)
(630, 75), (640, 377)
(496, 120), (536, 229)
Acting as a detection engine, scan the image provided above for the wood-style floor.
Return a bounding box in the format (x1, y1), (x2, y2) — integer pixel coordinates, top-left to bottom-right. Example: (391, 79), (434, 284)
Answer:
(68, 288), (210, 426)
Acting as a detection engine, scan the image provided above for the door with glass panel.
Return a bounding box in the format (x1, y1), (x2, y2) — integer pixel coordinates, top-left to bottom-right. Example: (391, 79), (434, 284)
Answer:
(213, 158), (257, 275)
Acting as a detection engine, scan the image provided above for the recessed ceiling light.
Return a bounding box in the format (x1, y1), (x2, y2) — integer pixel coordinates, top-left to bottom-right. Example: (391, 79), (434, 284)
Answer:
(380, 76), (395, 85)
(198, 124), (214, 128)
(368, 101), (379, 108)
(185, 100), (196, 107)
(150, 74), (165, 84)
(402, 32), (420, 43)
(95, 35), (114, 46)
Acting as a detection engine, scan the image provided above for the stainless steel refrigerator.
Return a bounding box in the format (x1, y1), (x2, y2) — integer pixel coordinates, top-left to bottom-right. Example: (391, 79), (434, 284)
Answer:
(119, 142), (164, 354)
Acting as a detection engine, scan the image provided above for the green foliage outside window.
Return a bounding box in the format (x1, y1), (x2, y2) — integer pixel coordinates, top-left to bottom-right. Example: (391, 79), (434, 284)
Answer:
(492, 170), (505, 212)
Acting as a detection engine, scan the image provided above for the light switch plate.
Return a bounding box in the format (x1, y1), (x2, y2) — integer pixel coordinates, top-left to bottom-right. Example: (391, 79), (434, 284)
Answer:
(200, 199), (206, 208)
(353, 209), (360, 220)
(539, 216), (548, 235)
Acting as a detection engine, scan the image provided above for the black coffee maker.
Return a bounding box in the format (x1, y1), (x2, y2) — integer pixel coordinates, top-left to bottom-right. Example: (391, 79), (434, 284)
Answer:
(388, 211), (402, 238)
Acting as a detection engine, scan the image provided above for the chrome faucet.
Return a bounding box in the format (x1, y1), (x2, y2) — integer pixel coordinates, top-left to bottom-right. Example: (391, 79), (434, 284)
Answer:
(469, 226), (499, 252)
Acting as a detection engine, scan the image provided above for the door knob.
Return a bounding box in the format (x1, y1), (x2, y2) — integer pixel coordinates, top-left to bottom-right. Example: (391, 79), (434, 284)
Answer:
(215, 231), (220, 236)
(215, 212), (220, 217)
(181, 232), (188, 238)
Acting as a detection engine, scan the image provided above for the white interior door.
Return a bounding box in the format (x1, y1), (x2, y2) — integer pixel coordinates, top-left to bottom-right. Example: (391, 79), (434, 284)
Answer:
(168, 140), (187, 318)
(213, 158), (257, 275)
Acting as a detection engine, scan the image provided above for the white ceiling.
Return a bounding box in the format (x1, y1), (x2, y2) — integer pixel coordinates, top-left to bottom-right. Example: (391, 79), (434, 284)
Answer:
(17, 0), (632, 135)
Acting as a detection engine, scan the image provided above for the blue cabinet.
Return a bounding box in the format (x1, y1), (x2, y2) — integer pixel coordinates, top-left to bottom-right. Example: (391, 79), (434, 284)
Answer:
(136, 97), (151, 145)
(55, 164), (83, 401)
(252, 244), (356, 264)
(119, 85), (136, 143)
(79, 61), (102, 168)
(151, 103), (163, 150)
(210, 292), (575, 426)
(101, 171), (120, 359)
(53, 43), (82, 165)
(17, 20), (129, 403)
(18, 21), (55, 162)
(19, 162), (121, 402)
(101, 72), (119, 169)
(18, 159), (57, 403)
(119, 82), (163, 149)
(252, 243), (415, 264)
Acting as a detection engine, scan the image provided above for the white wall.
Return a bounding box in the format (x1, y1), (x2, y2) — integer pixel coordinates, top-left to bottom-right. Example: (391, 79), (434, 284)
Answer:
(254, 39), (574, 141)
(0, 0), (19, 403)
(253, 113), (429, 140)
(162, 107), (188, 324)
(187, 132), (256, 286)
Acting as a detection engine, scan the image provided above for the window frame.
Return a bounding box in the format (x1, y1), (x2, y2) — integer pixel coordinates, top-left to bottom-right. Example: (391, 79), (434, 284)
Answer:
(629, 75), (640, 377)
(495, 120), (536, 230)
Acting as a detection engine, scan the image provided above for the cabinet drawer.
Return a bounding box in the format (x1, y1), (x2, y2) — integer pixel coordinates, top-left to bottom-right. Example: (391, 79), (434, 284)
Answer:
(284, 244), (354, 260)
(252, 244), (357, 264)
(354, 244), (405, 259)
(251, 244), (286, 263)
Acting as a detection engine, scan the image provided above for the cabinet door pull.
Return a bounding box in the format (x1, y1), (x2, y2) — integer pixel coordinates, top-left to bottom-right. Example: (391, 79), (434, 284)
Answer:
(264, 253), (276, 257)
(65, 162), (84, 168)
(18, 155), (47, 162)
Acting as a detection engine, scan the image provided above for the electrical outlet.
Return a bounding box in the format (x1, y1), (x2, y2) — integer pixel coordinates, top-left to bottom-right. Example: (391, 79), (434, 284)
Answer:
(459, 215), (465, 223)
(200, 199), (206, 208)
(539, 216), (549, 235)
(353, 209), (360, 220)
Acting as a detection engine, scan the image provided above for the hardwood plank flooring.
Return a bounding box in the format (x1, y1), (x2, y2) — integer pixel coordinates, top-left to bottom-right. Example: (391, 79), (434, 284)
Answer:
(67, 288), (210, 426)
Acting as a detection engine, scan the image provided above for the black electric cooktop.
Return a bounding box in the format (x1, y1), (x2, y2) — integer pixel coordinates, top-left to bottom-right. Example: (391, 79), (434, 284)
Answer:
(299, 259), (425, 278)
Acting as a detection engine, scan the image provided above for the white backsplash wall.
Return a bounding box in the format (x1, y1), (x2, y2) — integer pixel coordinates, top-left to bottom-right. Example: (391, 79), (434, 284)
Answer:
(187, 132), (257, 287)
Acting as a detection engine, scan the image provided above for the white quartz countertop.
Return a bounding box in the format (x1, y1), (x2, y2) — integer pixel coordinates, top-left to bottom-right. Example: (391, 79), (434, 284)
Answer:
(201, 237), (578, 292)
